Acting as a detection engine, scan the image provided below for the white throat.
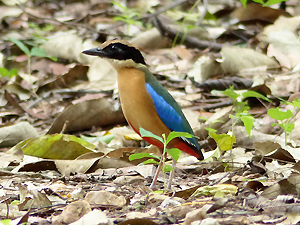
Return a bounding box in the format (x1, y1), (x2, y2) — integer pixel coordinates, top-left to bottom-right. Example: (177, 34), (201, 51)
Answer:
(106, 58), (147, 70)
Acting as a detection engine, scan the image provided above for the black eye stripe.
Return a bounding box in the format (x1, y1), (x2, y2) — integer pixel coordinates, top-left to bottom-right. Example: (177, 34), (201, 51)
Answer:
(101, 42), (146, 65)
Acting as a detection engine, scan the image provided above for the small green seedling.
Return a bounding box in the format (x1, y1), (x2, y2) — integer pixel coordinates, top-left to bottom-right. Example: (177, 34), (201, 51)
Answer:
(129, 128), (195, 188)
(267, 107), (295, 145)
(10, 38), (53, 60)
(112, 1), (143, 34)
(208, 131), (236, 166)
(209, 131), (236, 152)
(205, 87), (270, 163)
(28, 22), (55, 39)
(9, 38), (56, 76)
(219, 86), (270, 138)
(0, 67), (18, 78)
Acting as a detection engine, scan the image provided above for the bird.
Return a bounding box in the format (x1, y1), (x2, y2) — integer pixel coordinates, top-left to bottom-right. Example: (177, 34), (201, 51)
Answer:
(82, 39), (203, 189)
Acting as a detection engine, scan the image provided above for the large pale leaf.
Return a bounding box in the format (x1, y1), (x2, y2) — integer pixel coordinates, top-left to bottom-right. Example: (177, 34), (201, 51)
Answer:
(11, 134), (96, 160)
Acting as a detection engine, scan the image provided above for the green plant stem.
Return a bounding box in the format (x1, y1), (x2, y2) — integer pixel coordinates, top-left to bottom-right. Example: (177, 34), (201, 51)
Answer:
(162, 134), (167, 189)
(285, 126), (287, 146)
(172, 0), (202, 47)
(27, 55), (31, 76)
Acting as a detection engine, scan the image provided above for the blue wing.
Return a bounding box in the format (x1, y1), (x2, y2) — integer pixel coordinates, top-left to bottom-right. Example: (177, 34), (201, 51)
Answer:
(146, 83), (183, 130)
(145, 81), (200, 149)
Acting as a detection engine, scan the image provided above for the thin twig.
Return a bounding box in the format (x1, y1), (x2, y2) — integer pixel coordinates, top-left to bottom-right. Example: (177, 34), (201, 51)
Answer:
(17, 4), (109, 35)
(196, 0), (209, 26)
(142, 0), (189, 19)
(154, 16), (223, 52)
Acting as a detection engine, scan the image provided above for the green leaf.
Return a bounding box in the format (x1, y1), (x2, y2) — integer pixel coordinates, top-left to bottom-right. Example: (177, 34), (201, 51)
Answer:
(98, 134), (115, 144)
(0, 67), (9, 77)
(242, 90), (271, 102)
(241, 115), (253, 138)
(10, 134), (96, 160)
(167, 148), (181, 161)
(234, 101), (250, 114)
(166, 131), (193, 145)
(127, 11), (140, 18)
(205, 128), (217, 133)
(128, 152), (160, 161)
(10, 38), (30, 56)
(267, 108), (293, 121)
(42, 24), (55, 31)
(263, 0), (287, 6)
(198, 116), (208, 122)
(222, 87), (239, 100)
(163, 164), (174, 172)
(277, 124), (285, 130)
(203, 11), (217, 20)
(30, 47), (48, 57)
(209, 132), (236, 151)
(141, 158), (160, 165)
(252, 0), (265, 4)
(240, 0), (247, 7)
(0, 219), (12, 225)
(113, 16), (127, 22)
(9, 68), (18, 78)
(284, 123), (295, 133)
(211, 119), (223, 124)
(11, 200), (20, 205)
(291, 99), (300, 108)
(139, 127), (163, 143)
(202, 147), (221, 162)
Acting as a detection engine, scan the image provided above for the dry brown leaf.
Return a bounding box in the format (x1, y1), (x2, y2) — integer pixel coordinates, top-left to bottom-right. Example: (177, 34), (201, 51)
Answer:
(85, 191), (126, 207)
(38, 65), (88, 92)
(261, 179), (296, 199)
(55, 158), (101, 176)
(131, 28), (171, 50)
(188, 56), (223, 82)
(221, 46), (279, 74)
(70, 209), (112, 225)
(18, 183), (52, 210)
(230, 3), (290, 23)
(0, 199), (27, 218)
(14, 159), (57, 173)
(113, 175), (145, 186)
(96, 157), (133, 169)
(183, 206), (207, 225)
(52, 200), (91, 224)
(117, 218), (158, 225)
(0, 148), (23, 168)
(47, 98), (125, 134)
(0, 122), (39, 148)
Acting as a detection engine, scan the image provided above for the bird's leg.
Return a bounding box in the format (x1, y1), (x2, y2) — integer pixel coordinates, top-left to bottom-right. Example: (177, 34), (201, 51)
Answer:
(149, 158), (162, 189)
(149, 150), (166, 189)
(167, 159), (176, 190)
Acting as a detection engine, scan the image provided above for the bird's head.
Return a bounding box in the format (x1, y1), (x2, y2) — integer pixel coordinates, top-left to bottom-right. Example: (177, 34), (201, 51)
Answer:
(82, 39), (146, 70)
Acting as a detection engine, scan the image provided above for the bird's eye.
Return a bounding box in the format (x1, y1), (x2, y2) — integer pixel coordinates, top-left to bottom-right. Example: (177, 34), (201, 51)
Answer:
(110, 45), (117, 51)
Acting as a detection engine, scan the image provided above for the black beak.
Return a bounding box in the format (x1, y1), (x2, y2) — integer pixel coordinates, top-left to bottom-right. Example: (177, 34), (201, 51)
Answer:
(82, 48), (104, 57)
